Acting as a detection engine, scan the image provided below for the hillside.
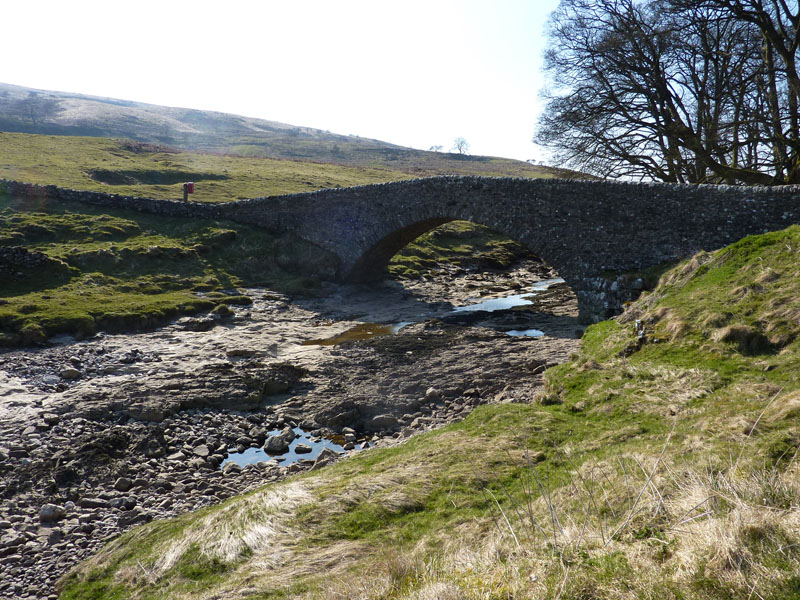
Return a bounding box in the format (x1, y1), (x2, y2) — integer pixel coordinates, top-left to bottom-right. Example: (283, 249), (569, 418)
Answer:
(0, 82), (572, 178)
(59, 227), (800, 599)
(0, 132), (413, 201)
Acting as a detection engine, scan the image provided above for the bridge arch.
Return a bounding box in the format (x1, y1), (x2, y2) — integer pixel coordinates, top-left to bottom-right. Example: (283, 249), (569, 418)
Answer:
(220, 176), (800, 322)
(344, 217), (566, 286)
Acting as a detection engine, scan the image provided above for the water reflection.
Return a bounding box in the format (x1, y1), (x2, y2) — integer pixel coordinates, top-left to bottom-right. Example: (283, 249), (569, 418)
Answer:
(220, 427), (347, 469)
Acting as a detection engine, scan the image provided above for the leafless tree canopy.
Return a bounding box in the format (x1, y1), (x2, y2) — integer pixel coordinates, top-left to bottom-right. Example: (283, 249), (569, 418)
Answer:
(536, 0), (800, 184)
(451, 137), (470, 155)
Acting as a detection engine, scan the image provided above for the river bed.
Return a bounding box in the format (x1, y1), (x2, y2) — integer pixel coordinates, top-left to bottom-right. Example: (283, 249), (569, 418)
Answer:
(0, 260), (582, 599)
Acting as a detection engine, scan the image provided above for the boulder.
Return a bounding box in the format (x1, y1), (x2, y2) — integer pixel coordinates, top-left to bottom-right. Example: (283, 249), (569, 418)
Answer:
(39, 504), (65, 523)
(368, 414), (401, 431)
(264, 434), (290, 453)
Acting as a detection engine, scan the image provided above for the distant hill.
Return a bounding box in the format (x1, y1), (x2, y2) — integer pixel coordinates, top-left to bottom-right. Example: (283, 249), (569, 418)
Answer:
(0, 82), (576, 179)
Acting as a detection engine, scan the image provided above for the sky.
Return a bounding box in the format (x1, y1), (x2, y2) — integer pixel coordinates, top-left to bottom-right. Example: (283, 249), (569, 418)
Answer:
(3, 0), (560, 162)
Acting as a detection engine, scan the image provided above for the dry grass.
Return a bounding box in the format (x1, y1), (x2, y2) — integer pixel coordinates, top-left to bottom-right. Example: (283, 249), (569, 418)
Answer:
(711, 325), (773, 355)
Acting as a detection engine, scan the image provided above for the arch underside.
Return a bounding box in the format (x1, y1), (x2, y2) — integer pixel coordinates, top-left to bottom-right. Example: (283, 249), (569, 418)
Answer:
(344, 217), (454, 282)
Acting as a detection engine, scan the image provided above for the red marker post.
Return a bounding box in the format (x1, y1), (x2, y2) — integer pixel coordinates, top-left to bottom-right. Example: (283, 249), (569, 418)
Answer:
(182, 181), (195, 201)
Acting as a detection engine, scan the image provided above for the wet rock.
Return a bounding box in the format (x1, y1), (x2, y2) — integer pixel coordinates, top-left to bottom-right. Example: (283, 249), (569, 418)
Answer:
(264, 434), (290, 453)
(294, 443), (312, 454)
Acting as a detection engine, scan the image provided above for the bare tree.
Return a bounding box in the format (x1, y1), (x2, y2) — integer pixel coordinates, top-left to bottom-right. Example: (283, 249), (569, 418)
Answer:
(10, 92), (61, 127)
(536, 0), (782, 183)
(451, 137), (470, 155)
(685, 0), (800, 182)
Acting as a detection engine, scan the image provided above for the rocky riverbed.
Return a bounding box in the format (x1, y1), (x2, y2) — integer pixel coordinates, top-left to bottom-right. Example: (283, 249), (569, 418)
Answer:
(0, 260), (581, 599)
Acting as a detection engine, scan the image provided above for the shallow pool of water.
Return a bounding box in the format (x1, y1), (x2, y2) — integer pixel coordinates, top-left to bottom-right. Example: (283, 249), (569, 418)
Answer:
(300, 278), (565, 346)
(301, 322), (412, 346)
(452, 278), (564, 313)
(220, 427), (347, 468)
(506, 329), (545, 337)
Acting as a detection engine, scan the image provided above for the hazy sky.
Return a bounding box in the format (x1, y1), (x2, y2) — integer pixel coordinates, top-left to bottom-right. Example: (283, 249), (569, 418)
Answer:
(4, 0), (560, 161)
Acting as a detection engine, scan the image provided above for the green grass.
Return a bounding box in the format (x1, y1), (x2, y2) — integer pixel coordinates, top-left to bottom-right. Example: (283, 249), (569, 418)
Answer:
(59, 225), (800, 599)
(0, 193), (336, 345)
(0, 132), (574, 202)
(0, 132), (415, 201)
(389, 220), (534, 279)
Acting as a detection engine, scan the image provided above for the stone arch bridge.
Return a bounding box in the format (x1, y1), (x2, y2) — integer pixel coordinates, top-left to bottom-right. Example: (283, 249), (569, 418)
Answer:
(217, 176), (800, 322)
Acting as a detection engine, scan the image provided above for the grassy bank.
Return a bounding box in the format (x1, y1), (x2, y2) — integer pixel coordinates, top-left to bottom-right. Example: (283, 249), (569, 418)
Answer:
(0, 194), (335, 346)
(60, 226), (800, 599)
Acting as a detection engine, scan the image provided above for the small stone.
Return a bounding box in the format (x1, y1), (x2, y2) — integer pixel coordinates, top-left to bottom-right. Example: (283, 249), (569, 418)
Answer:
(108, 498), (136, 511)
(294, 443), (312, 454)
(59, 367), (80, 380)
(78, 498), (108, 509)
(41, 413), (60, 426)
(113, 477), (132, 492)
(192, 444), (210, 458)
(425, 387), (441, 401)
(369, 414), (401, 431)
(222, 462), (242, 474)
(310, 447), (340, 471)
